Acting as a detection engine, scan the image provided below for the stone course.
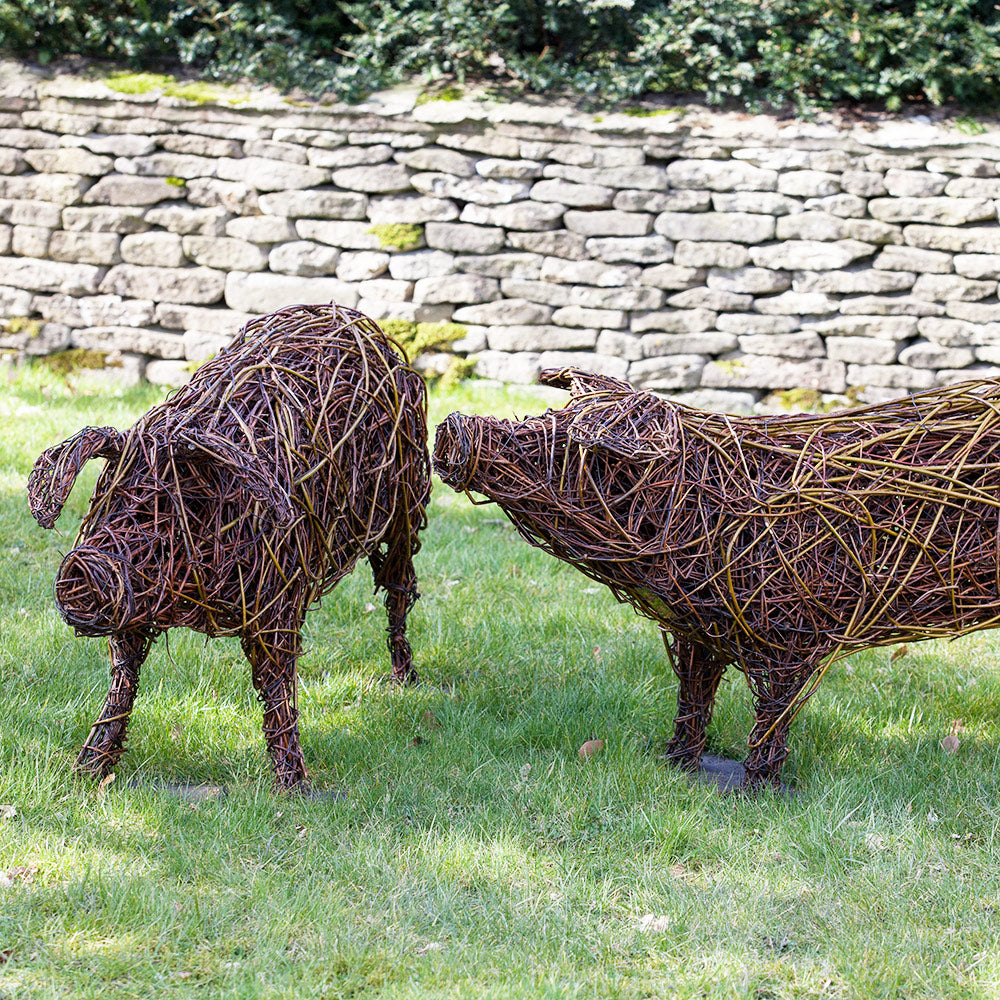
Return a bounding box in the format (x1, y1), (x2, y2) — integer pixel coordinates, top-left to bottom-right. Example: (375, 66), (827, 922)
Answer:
(6, 63), (1000, 409)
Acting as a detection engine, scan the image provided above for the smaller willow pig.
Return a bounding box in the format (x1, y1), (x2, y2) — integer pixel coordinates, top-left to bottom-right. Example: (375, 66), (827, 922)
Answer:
(434, 367), (1000, 792)
(28, 303), (430, 790)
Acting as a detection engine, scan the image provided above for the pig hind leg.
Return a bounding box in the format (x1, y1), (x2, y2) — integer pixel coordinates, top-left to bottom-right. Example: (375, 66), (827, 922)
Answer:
(241, 618), (308, 790)
(75, 631), (155, 778)
(369, 515), (420, 686)
(663, 633), (728, 770)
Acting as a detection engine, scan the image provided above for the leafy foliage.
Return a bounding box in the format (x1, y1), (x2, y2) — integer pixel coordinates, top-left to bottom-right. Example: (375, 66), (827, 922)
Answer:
(2, 0), (1000, 110)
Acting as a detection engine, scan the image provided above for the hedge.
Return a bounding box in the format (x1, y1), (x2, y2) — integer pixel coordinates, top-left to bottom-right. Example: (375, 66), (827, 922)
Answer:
(2, 1), (1000, 110)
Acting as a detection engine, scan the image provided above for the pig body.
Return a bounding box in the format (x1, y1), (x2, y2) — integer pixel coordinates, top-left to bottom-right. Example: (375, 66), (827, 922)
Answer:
(434, 367), (1000, 790)
(29, 303), (430, 789)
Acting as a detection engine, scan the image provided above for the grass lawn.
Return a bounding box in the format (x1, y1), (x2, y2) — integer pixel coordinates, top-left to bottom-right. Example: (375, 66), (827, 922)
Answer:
(2, 366), (1000, 999)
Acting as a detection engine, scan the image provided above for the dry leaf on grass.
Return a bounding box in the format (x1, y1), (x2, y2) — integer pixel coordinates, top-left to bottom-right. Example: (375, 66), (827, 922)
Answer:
(96, 773), (115, 802)
(578, 739), (605, 759)
(941, 718), (964, 754)
(637, 914), (671, 933)
(0, 805), (16, 820)
(890, 644), (909, 662)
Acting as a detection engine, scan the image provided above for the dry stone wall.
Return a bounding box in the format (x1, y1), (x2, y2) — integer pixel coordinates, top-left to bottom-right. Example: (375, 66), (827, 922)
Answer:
(4, 64), (1000, 409)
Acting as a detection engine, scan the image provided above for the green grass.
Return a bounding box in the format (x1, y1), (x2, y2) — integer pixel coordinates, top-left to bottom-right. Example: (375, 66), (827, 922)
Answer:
(2, 367), (1000, 998)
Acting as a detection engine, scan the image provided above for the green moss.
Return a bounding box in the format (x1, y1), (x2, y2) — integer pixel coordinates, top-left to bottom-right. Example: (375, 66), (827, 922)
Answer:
(955, 115), (987, 136)
(3, 317), (41, 337)
(713, 359), (747, 375)
(367, 224), (424, 250)
(380, 320), (467, 363)
(103, 72), (245, 106)
(415, 85), (464, 106)
(620, 105), (682, 117)
(104, 71), (174, 95)
(164, 176), (186, 188)
(37, 349), (111, 375)
(438, 355), (476, 388)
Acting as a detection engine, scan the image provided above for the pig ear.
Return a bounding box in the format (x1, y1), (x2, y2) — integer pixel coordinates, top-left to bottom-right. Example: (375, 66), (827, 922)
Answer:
(566, 387), (681, 462)
(27, 426), (123, 529)
(172, 428), (296, 528)
(539, 366), (636, 397)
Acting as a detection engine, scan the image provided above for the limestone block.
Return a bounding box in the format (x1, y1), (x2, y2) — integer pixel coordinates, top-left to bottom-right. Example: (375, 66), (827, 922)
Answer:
(0, 284), (32, 316)
(567, 285), (663, 311)
(397, 147), (476, 176)
(0, 256), (103, 294)
(486, 325), (597, 352)
(802, 194), (867, 218)
(48, 231), (121, 266)
(738, 331), (824, 358)
(39, 293), (154, 329)
(801, 315), (918, 340)
(538, 350), (629, 381)
(615, 189), (711, 213)
(474, 349), (542, 383)
(388, 250), (456, 280)
(456, 253), (542, 279)
(243, 141), (309, 164)
(869, 197), (993, 225)
(413, 274), (500, 304)
(336, 251), (390, 281)
(216, 157), (328, 191)
(500, 280), (573, 306)
(671, 388), (757, 412)
(530, 179), (614, 208)
(640, 332), (736, 356)
(507, 230), (587, 258)
(775, 212), (847, 241)
(453, 299), (553, 325)
(825, 336), (899, 364)
(915, 317), (977, 346)
(155, 303), (252, 335)
(0, 198), (61, 228)
(365, 194), (459, 225)
(716, 314), (799, 335)
(357, 278), (411, 302)
(883, 169), (948, 197)
(629, 355), (705, 389)
(563, 210), (652, 237)
(584, 235), (672, 263)
(926, 158), (997, 177)
(839, 296), (944, 316)
(83, 175), (181, 206)
(224, 272), (359, 313)
(903, 225), (1000, 254)
(666, 160), (777, 192)
(331, 164), (410, 193)
(540, 258), (641, 287)
(654, 211), (775, 244)
(732, 148), (809, 170)
(898, 340), (974, 369)
(307, 145), (393, 168)
(707, 267), (790, 295)
(123, 153), (217, 179)
(753, 291), (838, 315)
(67, 134), (156, 157)
(673, 241), (749, 268)
(631, 307), (716, 334)
(911, 273), (995, 302)
(12, 226), (50, 257)
(268, 241), (340, 277)
(953, 254), (1000, 280)
(552, 306), (627, 329)
(545, 164), (668, 191)
(597, 330), (643, 360)
(62, 205), (148, 234)
(185, 178), (259, 215)
(71, 325), (185, 359)
(946, 301), (1000, 323)
(668, 286), (751, 312)
(944, 177), (1000, 198)
(476, 157), (545, 180)
(295, 220), (386, 250)
(0, 223), (8, 254)
(710, 195), (798, 220)
(258, 189), (368, 220)
(840, 170), (887, 197)
(413, 172), (530, 206)
(121, 232), (184, 267)
(160, 134), (242, 157)
(793, 269), (914, 294)
(461, 202), (566, 231)
(841, 219), (903, 245)
(873, 245), (951, 273)
(24, 147), (111, 175)
(703, 354), (846, 392)
(145, 205), (229, 236)
(182, 328), (235, 364)
(100, 264), (225, 305)
(0, 321), (70, 354)
(225, 215), (296, 243)
(425, 221), (505, 253)
(0, 129), (58, 150)
(640, 263), (707, 290)
(145, 359), (194, 387)
(776, 171), (840, 197)
(357, 300), (449, 323)
(182, 236), (268, 272)
(0, 173), (88, 205)
(749, 240), (875, 271)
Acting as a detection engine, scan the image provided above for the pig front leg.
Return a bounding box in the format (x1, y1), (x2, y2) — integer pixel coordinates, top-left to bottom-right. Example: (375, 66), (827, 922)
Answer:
(75, 631), (156, 778)
(241, 619), (308, 790)
(663, 634), (728, 770)
(369, 525), (420, 686)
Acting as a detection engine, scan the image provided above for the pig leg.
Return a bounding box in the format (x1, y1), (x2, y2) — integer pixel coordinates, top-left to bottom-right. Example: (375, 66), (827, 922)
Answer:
(369, 528), (419, 686)
(241, 619), (308, 790)
(663, 634), (728, 770)
(75, 631), (155, 778)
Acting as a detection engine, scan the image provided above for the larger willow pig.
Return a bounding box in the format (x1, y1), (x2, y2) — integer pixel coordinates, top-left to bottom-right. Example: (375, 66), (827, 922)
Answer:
(434, 367), (1000, 792)
(28, 303), (430, 790)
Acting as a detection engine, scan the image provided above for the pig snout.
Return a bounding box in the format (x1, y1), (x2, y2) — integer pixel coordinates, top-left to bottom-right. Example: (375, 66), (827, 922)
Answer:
(433, 412), (481, 490)
(54, 546), (136, 637)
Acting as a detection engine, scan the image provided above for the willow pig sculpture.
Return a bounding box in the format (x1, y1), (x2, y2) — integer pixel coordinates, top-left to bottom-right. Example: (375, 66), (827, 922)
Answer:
(28, 303), (430, 790)
(434, 367), (1000, 792)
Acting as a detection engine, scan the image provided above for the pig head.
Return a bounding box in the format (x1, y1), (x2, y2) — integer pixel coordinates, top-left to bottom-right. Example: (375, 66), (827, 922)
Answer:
(435, 366), (1000, 792)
